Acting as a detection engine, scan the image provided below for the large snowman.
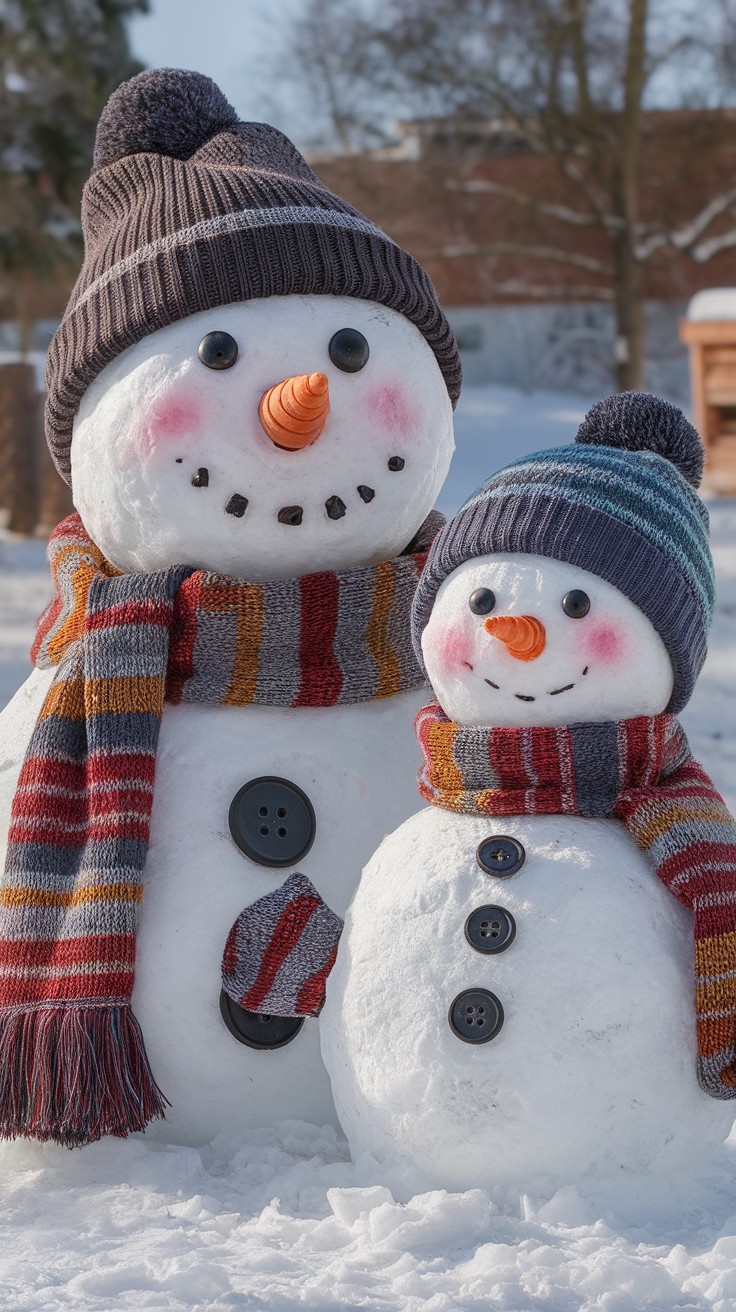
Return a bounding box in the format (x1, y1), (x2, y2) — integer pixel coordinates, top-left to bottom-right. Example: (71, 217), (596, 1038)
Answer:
(0, 69), (460, 1146)
(322, 392), (736, 1196)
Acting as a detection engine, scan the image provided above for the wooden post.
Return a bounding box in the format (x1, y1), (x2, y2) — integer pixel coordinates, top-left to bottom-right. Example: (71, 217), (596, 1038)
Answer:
(685, 331), (706, 443)
(37, 421), (74, 533)
(0, 362), (39, 534)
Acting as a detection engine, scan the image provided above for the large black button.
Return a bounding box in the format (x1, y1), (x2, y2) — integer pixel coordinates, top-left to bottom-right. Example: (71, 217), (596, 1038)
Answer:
(228, 776), (316, 868)
(465, 905), (516, 954)
(219, 989), (304, 1049)
(476, 835), (525, 878)
(449, 989), (504, 1044)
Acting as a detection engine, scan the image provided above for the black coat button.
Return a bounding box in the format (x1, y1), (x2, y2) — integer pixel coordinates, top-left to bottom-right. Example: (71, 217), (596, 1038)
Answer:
(229, 776), (316, 868)
(476, 835), (525, 878)
(219, 989), (304, 1049)
(449, 989), (504, 1043)
(465, 905), (516, 954)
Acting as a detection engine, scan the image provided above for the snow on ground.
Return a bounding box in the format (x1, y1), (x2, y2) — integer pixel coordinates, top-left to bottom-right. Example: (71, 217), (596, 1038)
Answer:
(2, 1124), (736, 1312)
(0, 383), (735, 1311)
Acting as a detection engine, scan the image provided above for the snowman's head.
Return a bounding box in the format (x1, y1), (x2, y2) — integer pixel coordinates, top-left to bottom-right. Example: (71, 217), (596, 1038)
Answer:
(413, 392), (715, 720)
(421, 553), (674, 725)
(70, 295), (454, 577)
(45, 69), (460, 579)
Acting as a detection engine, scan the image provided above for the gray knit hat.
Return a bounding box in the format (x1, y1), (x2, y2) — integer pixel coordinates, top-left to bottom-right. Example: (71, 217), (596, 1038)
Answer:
(412, 392), (714, 714)
(45, 68), (461, 484)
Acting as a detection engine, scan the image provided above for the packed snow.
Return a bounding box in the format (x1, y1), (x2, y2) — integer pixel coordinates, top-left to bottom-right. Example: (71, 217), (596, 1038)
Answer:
(1, 383), (735, 1311)
(687, 288), (736, 322)
(324, 808), (734, 1199)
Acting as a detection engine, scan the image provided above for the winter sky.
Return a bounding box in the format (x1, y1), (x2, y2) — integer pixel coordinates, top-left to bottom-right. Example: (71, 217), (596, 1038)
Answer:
(129, 0), (304, 143)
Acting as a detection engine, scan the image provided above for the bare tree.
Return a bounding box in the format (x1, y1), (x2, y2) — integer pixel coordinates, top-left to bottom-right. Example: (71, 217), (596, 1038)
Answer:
(278, 0), (736, 390)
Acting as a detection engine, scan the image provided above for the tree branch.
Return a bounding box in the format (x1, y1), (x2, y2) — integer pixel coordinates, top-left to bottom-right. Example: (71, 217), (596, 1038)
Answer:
(450, 163), (736, 267)
(492, 278), (615, 299)
(445, 176), (624, 230)
(435, 240), (613, 276)
(558, 158), (617, 229)
(631, 186), (736, 259)
(691, 228), (736, 262)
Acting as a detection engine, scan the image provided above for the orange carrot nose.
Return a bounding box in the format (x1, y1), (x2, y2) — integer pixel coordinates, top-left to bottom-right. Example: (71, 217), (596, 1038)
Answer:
(258, 372), (330, 450)
(484, 614), (546, 661)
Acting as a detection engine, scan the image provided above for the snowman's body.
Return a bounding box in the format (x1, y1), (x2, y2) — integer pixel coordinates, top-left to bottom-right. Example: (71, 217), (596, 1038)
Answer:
(322, 806), (734, 1193)
(321, 551), (735, 1191)
(0, 290), (456, 1143)
(0, 671), (425, 1141)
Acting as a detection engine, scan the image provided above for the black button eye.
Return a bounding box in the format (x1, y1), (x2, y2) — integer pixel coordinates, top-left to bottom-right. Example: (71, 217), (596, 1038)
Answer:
(198, 331), (239, 370)
(562, 589), (590, 618)
(469, 588), (496, 616)
(328, 328), (370, 373)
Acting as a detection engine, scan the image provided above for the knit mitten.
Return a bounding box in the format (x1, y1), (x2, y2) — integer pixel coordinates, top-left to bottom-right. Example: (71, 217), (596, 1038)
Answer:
(221, 874), (343, 1019)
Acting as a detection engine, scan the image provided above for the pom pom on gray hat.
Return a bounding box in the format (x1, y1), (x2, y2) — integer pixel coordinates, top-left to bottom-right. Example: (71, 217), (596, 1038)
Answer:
(411, 391), (714, 715)
(45, 68), (461, 485)
(93, 68), (239, 169)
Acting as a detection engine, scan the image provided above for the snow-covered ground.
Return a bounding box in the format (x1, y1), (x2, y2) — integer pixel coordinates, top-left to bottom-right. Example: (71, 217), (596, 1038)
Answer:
(0, 383), (735, 1311)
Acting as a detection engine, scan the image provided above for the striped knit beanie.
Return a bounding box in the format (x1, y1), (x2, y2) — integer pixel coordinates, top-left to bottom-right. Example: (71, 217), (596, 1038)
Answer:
(45, 68), (461, 485)
(412, 391), (714, 714)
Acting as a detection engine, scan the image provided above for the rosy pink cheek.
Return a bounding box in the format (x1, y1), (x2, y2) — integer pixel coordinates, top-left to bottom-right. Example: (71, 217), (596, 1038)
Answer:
(366, 382), (417, 442)
(130, 390), (202, 461)
(584, 622), (626, 665)
(428, 623), (475, 673)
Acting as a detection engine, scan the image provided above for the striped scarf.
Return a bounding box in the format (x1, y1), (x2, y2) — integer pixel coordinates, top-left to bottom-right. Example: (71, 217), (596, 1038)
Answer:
(416, 703), (736, 1100)
(0, 513), (439, 1147)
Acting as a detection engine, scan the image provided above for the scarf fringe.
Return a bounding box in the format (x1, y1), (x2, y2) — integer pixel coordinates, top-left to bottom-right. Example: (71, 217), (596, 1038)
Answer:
(0, 1004), (169, 1147)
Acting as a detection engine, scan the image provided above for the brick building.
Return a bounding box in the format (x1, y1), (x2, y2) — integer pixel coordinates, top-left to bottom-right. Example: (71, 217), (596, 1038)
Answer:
(315, 111), (736, 395)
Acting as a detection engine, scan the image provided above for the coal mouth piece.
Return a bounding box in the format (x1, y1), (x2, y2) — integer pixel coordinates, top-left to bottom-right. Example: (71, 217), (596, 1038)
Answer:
(181, 458), (381, 527)
(278, 505), (304, 526)
(226, 493), (248, 517)
(484, 666), (590, 701)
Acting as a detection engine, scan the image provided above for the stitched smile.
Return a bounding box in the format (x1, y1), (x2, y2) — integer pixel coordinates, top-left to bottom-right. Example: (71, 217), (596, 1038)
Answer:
(484, 666), (589, 701)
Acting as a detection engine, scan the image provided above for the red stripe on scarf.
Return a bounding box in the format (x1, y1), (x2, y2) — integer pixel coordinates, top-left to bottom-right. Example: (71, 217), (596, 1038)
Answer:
(17, 753), (157, 790)
(1, 971), (136, 1005)
(0, 934), (137, 968)
(657, 844), (736, 887)
(297, 572), (342, 706)
(166, 572), (203, 703)
(10, 785), (153, 820)
(8, 817), (152, 847)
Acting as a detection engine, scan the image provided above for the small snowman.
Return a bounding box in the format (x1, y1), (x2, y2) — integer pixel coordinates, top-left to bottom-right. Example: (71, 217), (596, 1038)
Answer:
(321, 392), (736, 1197)
(0, 69), (460, 1146)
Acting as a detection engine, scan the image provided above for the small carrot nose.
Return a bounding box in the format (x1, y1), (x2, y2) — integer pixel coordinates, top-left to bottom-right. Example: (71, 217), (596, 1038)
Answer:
(484, 614), (546, 661)
(258, 372), (330, 450)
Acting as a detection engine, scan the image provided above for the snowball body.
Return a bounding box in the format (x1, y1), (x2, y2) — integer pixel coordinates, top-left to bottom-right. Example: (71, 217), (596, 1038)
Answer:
(322, 808), (734, 1193)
